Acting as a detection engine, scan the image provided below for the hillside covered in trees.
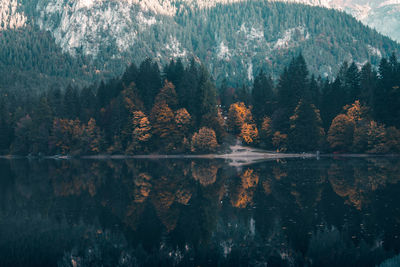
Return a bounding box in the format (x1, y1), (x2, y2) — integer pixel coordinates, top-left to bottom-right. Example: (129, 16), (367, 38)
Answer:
(1, 0), (400, 93)
(0, 53), (399, 156)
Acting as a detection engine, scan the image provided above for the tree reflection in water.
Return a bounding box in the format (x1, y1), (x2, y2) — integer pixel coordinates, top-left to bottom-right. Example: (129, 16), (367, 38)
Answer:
(0, 158), (400, 266)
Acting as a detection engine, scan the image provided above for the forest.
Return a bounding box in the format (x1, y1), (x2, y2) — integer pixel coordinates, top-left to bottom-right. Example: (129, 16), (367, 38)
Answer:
(0, 53), (399, 156)
(2, 0), (399, 93)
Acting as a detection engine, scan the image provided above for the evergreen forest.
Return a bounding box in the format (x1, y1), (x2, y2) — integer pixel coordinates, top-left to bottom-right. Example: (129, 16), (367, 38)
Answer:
(0, 53), (399, 156)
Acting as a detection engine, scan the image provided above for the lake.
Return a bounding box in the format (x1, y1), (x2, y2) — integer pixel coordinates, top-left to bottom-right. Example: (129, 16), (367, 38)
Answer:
(1, 157), (400, 266)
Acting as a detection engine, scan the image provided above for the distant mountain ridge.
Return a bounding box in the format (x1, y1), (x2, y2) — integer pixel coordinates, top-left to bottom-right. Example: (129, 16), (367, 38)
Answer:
(0, 0), (399, 90)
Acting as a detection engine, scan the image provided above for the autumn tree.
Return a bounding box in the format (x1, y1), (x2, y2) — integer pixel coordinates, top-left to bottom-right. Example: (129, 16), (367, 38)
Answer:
(175, 108), (192, 137)
(154, 80), (178, 110)
(150, 102), (178, 151)
(127, 111), (152, 153)
(84, 118), (103, 154)
(201, 108), (226, 142)
(191, 127), (218, 153)
(227, 102), (253, 135)
(260, 116), (273, 148)
(327, 114), (355, 152)
(50, 118), (103, 155)
(240, 123), (259, 145)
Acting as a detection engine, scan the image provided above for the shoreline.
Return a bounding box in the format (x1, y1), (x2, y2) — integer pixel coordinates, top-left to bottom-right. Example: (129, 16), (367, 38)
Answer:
(0, 153), (399, 160)
(0, 144), (399, 164)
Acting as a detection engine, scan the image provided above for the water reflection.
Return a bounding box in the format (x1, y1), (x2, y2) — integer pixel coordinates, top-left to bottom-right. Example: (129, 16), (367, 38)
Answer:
(0, 158), (400, 266)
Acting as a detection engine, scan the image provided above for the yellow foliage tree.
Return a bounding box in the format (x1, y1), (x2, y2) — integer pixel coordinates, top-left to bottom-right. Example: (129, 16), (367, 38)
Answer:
(240, 123), (259, 145)
(227, 102), (253, 134)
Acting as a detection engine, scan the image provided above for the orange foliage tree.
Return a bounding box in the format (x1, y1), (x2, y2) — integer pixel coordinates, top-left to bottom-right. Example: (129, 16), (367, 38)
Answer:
(127, 111), (152, 153)
(191, 127), (219, 153)
(227, 102), (253, 135)
(327, 114), (355, 152)
(150, 102), (178, 151)
(51, 118), (103, 155)
(240, 123), (259, 145)
(175, 108), (192, 137)
(154, 80), (178, 110)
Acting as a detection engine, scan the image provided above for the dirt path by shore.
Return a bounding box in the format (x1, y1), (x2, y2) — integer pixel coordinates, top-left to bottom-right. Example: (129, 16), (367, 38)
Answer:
(80, 143), (317, 166)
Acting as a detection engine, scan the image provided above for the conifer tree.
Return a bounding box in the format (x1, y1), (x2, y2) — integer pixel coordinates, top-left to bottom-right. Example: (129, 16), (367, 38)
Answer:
(154, 80), (179, 110)
(252, 70), (274, 124)
(136, 58), (162, 111)
(127, 111), (152, 153)
(289, 99), (324, 151)
(63, 85), (80, 119)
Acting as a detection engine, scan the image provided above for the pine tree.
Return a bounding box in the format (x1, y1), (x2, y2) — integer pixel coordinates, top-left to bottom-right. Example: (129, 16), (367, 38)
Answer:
(276, 54), (309, 132)
(63, 85), (80, 119)
(260, 116), (273, 148)
(154, 80), (179, 110)
(178, 58), (199, 113)
(195, 64), (218, 126)
(136, 58), (162, 111)
(252, 70), (274, 124)
(80, 87), (96, 123)
(121, 63), (138, 87)
(345, 62), (361, 102)
(359, 63), (377, 107)
(289, 99), (324, 151)
(31, 97), (53, 154)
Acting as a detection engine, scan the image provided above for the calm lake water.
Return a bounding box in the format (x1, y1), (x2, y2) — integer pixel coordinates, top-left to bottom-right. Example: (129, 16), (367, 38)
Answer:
(1, 157), (400, 267)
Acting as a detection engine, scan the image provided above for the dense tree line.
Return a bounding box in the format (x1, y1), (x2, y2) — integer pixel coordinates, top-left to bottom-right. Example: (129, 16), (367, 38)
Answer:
(222, 53), (400, 153)
(0, 54), (399, 156)
(0, 58), (223, 155)
(0, 25), (98, 93)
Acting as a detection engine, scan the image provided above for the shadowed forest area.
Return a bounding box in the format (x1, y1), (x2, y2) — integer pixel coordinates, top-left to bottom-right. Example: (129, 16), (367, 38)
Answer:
(0, 54), (399, 155)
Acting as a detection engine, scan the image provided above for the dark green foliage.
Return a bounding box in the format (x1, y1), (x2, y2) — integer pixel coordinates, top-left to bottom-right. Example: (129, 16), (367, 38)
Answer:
(136, 59), (162, 111)
(0, 26), (97, 93)
(289, 99), (324, 151)
(63, 85), (80, 120)
(252, 70), (274, 124)
(4, 1), (400, 94)
(0, 54), (399, 155)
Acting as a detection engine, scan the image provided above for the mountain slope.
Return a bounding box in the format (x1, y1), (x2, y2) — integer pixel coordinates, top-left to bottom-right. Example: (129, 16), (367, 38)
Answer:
(281, 0), (400, 42)
(1, 0), (399, 88)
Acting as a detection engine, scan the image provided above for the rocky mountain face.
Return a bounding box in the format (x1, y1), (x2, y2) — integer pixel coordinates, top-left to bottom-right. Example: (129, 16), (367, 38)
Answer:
(0, 0), (399, 89)
(283, 0), (400, 42)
